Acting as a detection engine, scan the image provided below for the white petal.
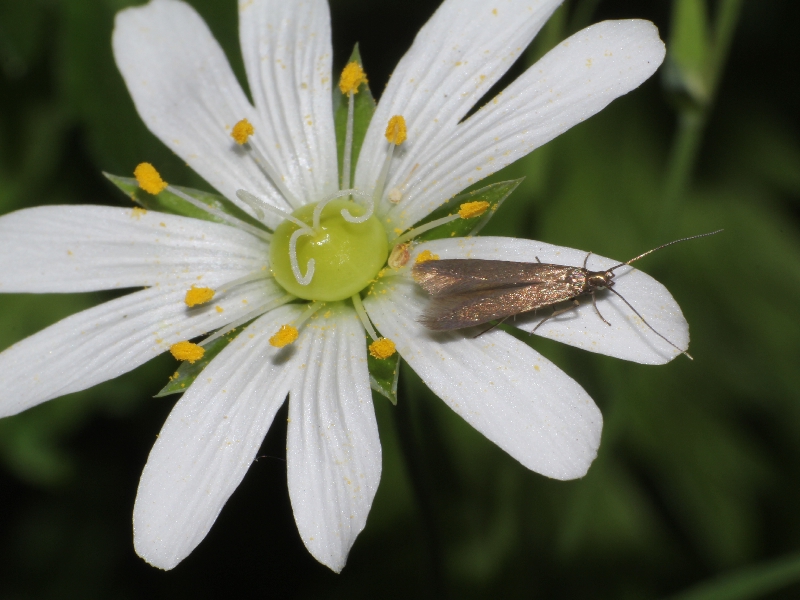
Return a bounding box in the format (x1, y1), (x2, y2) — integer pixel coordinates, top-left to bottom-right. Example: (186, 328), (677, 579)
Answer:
(0, 278), (284, 417)
(286, 304), (380, 572)
(133, 304), (306, 570)
(238, 0), (338, 203)
(365, 276), (601, 480)
(0, 206), (268, 293)
(356, 0), (562, 204)
(411, 237), (689, 364)
(112, 0), (288, 218)
(379, 20), (666, 230)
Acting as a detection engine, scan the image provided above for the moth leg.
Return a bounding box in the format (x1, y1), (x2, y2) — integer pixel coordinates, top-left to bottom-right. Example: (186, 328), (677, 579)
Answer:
(582, 252), (592, 269)
(531, 299), (580, 334)
(535, 256), (542, 263)
(592, 292), (612, 326)
(473, 317), (510, 338)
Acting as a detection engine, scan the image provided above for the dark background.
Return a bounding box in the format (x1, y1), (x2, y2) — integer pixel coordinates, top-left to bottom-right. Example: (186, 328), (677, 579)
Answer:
(1, 0), (799, 598)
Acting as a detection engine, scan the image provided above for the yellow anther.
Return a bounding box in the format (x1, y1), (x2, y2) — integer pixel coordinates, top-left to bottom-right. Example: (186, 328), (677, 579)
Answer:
(388, 243), (410, 269)
(385, 115), (407, 145)
(231, 119), (254, 145)
(134, 162), (168, 195)
(415, 249), (439, 264)
(369, 338), (397, 360)
(458, 201), (490, 219)
(184, 285), (215, 307)
(339, 62), (367, 94)
(170, 341), (205, 363)
(270, 324), (299, 348)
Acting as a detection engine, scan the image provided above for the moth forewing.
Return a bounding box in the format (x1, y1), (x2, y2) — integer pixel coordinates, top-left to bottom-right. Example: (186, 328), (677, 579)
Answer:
(413, 259), (593, 330)
(412, 259), (584, 297)
(419, 281), (585, 330)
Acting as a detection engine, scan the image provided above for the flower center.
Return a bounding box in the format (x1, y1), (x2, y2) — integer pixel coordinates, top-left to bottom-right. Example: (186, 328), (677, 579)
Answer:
(270, 198), (388, 301)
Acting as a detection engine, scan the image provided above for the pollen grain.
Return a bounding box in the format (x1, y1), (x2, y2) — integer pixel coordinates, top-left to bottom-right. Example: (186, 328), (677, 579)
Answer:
(369, 338), (396, 360)
(184, 286), (215, 307)
(339, 62), (367, 94)
(270, 324), (299, 348)
(134, 162), (168, 195)
(231, 119), (255, 145)
(415, 249), (439, 264)
(385, 115), (407, 145)
(458, 200), (490, 219)
(170, 341), (205, 363)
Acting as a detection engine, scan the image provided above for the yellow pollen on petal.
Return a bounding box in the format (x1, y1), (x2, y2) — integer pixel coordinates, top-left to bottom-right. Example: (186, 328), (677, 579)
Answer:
(415, 249), (439, 264)
(134, 162), (168, 195)
(130, 207), (147, 219)
(170, 341), (205, 363)
(270, 324), (299, 348)
(215, 305), (224, 313)
(369, 338), (396, 360)
(385, 115), (407, 145)
(231, 119), (255, 145)
(184, 285), (215, 307)
(339, 62), (367, 94)
(458, 200), (490, 219)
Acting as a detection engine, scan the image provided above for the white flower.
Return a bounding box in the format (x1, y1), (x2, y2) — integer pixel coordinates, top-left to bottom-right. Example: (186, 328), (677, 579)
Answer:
(0, 0), (672, 573)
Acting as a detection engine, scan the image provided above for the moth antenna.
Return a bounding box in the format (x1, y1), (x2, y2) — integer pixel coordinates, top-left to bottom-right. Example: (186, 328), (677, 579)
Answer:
(606, 287), (693, 360)
(607, 230), (723, 273)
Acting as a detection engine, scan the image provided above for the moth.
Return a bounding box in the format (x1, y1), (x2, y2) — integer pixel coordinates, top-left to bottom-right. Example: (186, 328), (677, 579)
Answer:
(412, 231), (721, 358)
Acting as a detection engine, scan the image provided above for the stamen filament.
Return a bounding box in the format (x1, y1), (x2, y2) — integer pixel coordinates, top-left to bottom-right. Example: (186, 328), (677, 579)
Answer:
(373, 143), (396, 205)
(200, 293), (295, 346)
(167, 186), (272, 243)
(217, 270), (271, 294)
(350, 293), (379, 340)
(293, 301), (325, 330)
(392, 213), (460, 246)
(241, 141), (302, 210)
(341, 91), (355, 190)
(237, 190), (307, 230)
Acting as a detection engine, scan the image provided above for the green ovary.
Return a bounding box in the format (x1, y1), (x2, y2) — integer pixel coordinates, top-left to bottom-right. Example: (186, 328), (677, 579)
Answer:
(270, 198), (389, 301)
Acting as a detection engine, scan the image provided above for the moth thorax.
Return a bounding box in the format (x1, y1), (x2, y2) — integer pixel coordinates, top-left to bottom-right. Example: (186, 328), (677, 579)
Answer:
(587, 272), (613, 289)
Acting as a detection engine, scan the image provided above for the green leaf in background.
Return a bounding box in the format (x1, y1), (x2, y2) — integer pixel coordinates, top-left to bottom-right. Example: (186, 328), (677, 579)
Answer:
(411, 179), (523, 242)
(368, 343), (400, 405)
(155, 330), (242, 397)
(664, 0), (711, 105)
(667, 552), (800, 600)
(333, 44), (376, 188)
(104, 173), (267, 230)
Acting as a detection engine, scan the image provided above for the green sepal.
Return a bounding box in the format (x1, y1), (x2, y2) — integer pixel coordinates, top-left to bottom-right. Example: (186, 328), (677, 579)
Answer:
(368, 342), (401, 405)
(155, 329), (243, 398)
(333, 44), (376, 189)
(104, 172), (267, 230)
(411, 179), (523, 242)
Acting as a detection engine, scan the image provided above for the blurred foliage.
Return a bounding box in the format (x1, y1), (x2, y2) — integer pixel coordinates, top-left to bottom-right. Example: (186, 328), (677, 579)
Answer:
(1, 0), (799, 598)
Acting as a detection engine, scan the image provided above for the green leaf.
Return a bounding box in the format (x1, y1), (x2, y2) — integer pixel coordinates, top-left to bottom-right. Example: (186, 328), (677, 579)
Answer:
(667, 552), (800, 600)
(104, 172), (267, 230)
(334, 44), (376, 188)
(368, 342), (401, 405)
(411, 179), (523, 242)
(155, 330), (242, 397)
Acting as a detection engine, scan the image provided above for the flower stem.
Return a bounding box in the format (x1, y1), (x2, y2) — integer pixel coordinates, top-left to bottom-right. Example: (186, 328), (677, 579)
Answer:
(659, 0), (743, 234)
(393, 374), (446, 594)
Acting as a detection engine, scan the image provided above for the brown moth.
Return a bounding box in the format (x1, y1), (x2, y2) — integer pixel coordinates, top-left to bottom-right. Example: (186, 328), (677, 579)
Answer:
(412, 231), (722, 358)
